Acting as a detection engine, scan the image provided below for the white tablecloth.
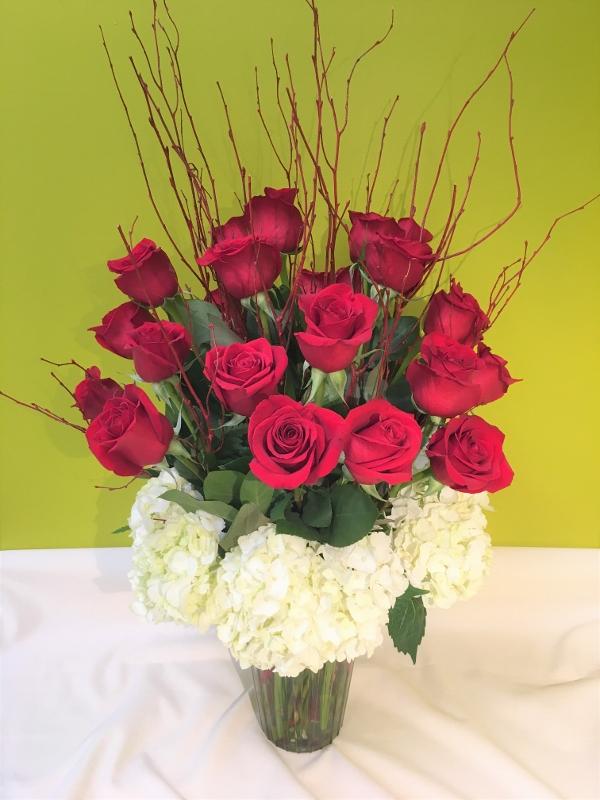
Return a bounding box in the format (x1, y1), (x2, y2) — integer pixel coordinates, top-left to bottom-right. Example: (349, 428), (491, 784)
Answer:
(1, 546), (598, 800)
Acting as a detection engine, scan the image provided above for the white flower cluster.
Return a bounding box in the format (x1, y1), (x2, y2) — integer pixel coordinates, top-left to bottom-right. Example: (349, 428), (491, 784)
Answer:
(389, 482), (492, 609)
(208, 525), (408, 677)
(128, 468), (225, 629)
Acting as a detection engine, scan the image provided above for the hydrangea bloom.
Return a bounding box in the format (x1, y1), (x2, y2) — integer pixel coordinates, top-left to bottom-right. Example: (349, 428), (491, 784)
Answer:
(389, 482), (492, 609)
(128, 468), (225, 628)
(209, 525), (408, 676)
(128, 467), (201, 542)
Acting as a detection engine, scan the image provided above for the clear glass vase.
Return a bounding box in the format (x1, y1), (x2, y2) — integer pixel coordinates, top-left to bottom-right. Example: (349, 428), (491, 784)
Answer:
(246, 660), (354, 752)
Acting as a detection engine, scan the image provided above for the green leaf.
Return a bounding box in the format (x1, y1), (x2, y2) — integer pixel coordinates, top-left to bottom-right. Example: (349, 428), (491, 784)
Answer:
(163, 295), (240, 346)
(203, 470), (244, 505)
(387, 585), (428, 664)
(327, 483), (378, 547)
(269, 492), (292, 521)
(276, 513), (322, 542)
(220, 502), (269, 551)
(160, 490), (237, 521)
(386, 375), (417, 414)
(239, 473), (274, 513)
(302, 488), (333, 528)
(389, 316), (420, 358)
(111, 525), (130, 535)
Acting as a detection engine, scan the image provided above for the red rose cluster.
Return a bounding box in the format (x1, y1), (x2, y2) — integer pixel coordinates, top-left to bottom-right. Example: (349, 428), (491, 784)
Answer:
(403, 279), (516, 493)
(54, 184), (517, 500)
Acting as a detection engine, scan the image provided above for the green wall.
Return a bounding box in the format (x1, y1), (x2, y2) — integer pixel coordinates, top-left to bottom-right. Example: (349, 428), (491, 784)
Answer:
(1, 0), (598, 550)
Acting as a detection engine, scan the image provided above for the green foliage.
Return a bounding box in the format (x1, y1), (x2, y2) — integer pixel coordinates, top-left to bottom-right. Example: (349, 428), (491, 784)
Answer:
(302, 487), (333, 528)
(276, 512), (322, 542)
(220, 502), (269, 551)
(239, 473), (274, 513)
(386, 375), (418, 414)
(164, 295), (240, 346)
(111, 525), (130, 535)
(269, 492), (293, 521)
(389, 316), (420, 358)
(327, 483), (378, 547)
(387, 585), (428, 664)
(203, 470), (244, 505)
(160, 489), (237, 521)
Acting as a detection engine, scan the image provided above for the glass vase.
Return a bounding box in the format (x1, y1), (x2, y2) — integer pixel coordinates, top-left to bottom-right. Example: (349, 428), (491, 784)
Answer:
(246, 660), (354, 752)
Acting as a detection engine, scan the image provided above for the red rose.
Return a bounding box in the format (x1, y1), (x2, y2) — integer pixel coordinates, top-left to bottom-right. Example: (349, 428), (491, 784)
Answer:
(348, 211), (402, 263)
(474, 343), (519, 405)
(342, 399), (422, 485)
(85, 384), (173, 476)
(406, 333), (481, 417)
(90, 301), (154, 358)
(197, 236), (281, 299)
(248, 395), (345, 489)
(297, 266), (361, 294)
(247, 187), (304, 253)
(213, 187), (304, 253)
(107, 239), (179, 307)
(130, 321), (192, 383)
(424, 280), (489, 345)
(204, 338), (288, 417)
(364, 233), (432, 296)
(427, 414), (513, 493)
(73, 367), (122, 422)
(295, 284), (378, 372)
(212, 213), (249, 244)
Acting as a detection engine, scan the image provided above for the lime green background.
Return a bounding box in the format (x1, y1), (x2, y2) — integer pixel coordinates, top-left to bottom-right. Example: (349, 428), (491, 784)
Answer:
(1, 0), (598, 550)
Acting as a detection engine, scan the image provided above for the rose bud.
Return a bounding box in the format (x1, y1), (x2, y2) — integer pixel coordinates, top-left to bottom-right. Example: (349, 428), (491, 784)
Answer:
(204, 338), (288, 417)
(342, 399), (422, 485)
(85, 384), (173, 477)
(424, 280), (489, 346)
(90, 301), (154, 359)
(427, 414), (514, 493)
(248, 395), (345, 489)
(246, 187), (304, 253)
(107, 238), (179, 307)
(73, 367), (122, 422)
(295, 284), (378, 373)
(197, 236), (281, 299)
(406, 332), (481, 417)
(474, 343), (519, 405)
(130, 321), (192, 383)
(364, 233), (432, 296)
(348, 211), (402, 263)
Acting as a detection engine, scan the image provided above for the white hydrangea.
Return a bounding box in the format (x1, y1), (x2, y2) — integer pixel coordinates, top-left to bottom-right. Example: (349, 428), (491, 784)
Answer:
(128, 468), (225, 629)
(389, 482), (492, 609)
(209, 525), (408, 677)
(128, 467), (202, 543)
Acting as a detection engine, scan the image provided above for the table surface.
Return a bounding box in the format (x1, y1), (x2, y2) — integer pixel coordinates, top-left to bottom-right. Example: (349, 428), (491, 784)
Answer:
(1, 546), (598, 800)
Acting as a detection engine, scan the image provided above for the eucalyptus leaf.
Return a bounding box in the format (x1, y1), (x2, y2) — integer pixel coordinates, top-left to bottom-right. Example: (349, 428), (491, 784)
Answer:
(163, 296), (240, 346)
(387, 585), (428, 664)
(220, 502), (269, 551)
(239, 473), (274, 513)
(327, 483), (378, 547)
(203, 470), (244, 505)
(160, 490), (237, 521)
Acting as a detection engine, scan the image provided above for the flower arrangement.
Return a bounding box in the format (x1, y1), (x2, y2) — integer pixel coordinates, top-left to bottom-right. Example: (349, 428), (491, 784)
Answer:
(3, 0), (596, 752)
